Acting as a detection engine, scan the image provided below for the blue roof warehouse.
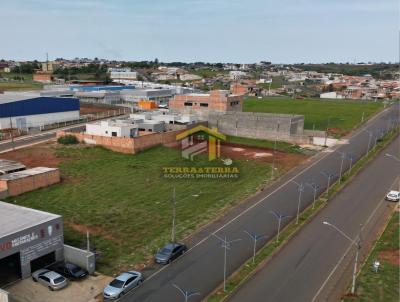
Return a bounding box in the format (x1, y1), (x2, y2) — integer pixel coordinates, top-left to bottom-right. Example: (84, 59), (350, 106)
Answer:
(0, 92), (80, 130)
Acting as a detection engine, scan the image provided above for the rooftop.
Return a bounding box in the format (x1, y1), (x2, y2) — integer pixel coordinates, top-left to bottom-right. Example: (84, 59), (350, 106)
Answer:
(0, 167), (57, 181)
(0, 159), (26, 174)
(0, 92), (42, 104)
(0, 201), (61, 238)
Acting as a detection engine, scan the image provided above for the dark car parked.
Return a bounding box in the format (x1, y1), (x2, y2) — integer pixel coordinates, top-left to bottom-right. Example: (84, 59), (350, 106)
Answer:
(52, 262), (88, 281)
(154, 243), (187, 264)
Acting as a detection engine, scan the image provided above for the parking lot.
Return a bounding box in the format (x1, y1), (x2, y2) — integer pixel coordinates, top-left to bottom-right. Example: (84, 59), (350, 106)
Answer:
(6, 274), (113, 302)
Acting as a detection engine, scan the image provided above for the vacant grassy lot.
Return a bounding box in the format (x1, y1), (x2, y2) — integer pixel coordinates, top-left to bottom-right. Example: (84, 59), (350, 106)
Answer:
(0, 73), (43, 91)
(244, 97), (383, 134)
(343, 211), (399, 302)
(7, 145), (271, 275)
(226, 135), (302, 153)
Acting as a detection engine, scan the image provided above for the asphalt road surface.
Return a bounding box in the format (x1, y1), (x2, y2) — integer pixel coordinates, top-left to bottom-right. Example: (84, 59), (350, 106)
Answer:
(119, 105), (398, 302)
(229, 135), (399, 302)
(0, 125), (85, 153)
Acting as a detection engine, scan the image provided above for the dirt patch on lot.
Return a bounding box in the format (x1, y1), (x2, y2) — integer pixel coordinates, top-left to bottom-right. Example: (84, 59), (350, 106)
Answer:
(0, 142), (67, 168)
(378, 248), (399, 266)
(80, 105), (118, 115)
(220, 142), (308, 170)
(65, 220), (122, 244)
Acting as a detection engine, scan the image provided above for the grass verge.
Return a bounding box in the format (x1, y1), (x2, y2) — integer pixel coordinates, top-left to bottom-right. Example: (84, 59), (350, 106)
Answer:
(225, 135), (302, 153)
(206, 128), (399, 302)
(342, 211), (399, 302)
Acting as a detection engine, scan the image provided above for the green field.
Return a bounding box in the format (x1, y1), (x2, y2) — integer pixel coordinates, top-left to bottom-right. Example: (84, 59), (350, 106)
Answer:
(0, 73), (43, 91)
(344, 212), (399, 301)
(7, 145), (270, 275)
(226, 135), (302, 153)
(244, 97), (384, 134)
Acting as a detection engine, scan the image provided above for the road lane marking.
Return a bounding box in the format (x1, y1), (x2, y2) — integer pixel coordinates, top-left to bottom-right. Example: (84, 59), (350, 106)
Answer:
(128, 107), (396, 289)
(311, 176), (399, 302)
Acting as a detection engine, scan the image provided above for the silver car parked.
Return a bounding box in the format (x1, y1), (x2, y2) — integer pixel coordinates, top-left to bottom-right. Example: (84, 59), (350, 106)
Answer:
(103, 271), (143, 299)
(32, 269), (68, 291)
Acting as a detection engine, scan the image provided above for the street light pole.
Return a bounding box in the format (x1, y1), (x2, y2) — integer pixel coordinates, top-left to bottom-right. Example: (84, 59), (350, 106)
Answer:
(270, 211), (290, 242)
(323, 221), (361, 295)
(324, 117), (331, 147)
(292, 181), (305, 224)
(337, 151), (347, 184)
(213, 234), (241, 292)
(306, 182), (320, 209)
(244, 231), (267, 264)
(172, 284), (200, 302)
(321, 171), (335, 197)
(365, 130), (373, 156)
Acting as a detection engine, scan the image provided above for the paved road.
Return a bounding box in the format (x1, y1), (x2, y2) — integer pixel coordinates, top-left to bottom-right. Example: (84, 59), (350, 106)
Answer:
(229, 135), (399, 302)
(120, 106), (399, 302)
(0, 125), (85, 153)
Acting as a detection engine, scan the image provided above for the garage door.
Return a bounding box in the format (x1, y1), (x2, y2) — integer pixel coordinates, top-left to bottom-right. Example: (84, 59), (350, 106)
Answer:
(0, 252), (22, 287)
(30, 252), (56, 273)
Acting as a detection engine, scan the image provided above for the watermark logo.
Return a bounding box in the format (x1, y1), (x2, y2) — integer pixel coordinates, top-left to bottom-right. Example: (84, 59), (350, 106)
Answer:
(162, 125), (240, 179)
(176, 125), (225, 161)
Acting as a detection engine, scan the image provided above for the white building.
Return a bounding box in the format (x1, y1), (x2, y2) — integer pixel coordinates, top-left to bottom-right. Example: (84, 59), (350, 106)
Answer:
(86, 120), (139, 138)
(229, 71), (247, 81)
(110, 70), (137, 81)
(320, 92), (344, 99)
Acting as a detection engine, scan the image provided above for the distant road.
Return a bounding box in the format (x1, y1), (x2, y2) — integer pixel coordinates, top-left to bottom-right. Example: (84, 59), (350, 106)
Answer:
(229, 135), (399, 302)
(121, 106), (398, 302)
(0, 125), (85, 154)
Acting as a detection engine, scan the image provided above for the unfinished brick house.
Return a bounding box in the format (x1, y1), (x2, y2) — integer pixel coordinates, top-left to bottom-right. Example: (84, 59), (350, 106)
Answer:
(169, 90), (243, 120)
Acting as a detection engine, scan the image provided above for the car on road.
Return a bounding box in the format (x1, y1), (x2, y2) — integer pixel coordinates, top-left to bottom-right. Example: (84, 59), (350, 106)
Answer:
(31, 269), (68, 291)
(52, 262), (88, 281)
(103, 271), (143, 299)
(154, 243), (187, 264)
(385, 190), (400, 202)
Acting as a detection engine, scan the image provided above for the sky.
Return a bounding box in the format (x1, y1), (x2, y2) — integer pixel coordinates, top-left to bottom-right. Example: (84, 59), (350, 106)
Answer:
(0, 0), (398, 63)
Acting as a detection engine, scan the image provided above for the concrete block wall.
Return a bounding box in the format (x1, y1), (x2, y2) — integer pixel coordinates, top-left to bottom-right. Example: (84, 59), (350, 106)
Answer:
(208, 112), (305, 141)
(0, 169), (60, 197)
(64, 245), (96, 275)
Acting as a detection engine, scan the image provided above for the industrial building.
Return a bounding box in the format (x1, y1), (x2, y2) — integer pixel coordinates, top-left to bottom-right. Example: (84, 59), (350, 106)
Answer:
(169, 90), (243, 120)
(120, 88), (173, 107)
(0, 92), (80, 130)
(0, 202), (64, 287)
(74, 91), (121, 105)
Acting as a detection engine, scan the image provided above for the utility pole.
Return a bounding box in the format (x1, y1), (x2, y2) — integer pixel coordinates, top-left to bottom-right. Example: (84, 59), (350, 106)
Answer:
(9, 116), (15, 150)
(171, 186), (176, 244)
(271, 121), (280, 181)
(86, 230), (90, 252)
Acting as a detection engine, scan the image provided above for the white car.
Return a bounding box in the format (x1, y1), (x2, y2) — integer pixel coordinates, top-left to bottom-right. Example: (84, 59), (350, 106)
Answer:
(385, 190), (400, 202)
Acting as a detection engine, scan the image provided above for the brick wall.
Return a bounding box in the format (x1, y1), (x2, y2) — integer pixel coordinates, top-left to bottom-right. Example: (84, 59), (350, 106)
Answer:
(0, 169), (60, 197)
(57, 128), (187, 154)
